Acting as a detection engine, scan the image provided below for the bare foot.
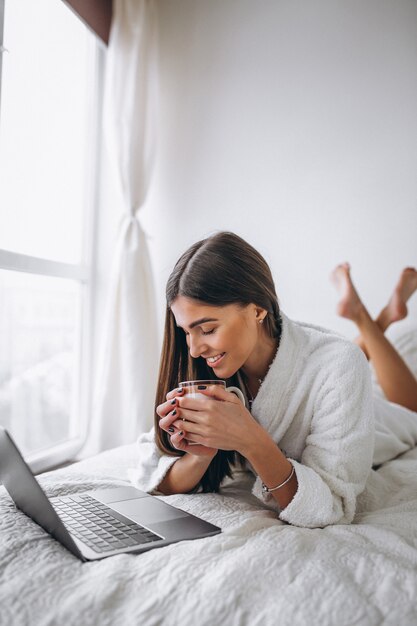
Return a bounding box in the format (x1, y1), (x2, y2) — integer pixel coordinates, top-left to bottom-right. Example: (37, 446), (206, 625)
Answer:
(330, 263), (365, 322)
(380, 267), (417, 326)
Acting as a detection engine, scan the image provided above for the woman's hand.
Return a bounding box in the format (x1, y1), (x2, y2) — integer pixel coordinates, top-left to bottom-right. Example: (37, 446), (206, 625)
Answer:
(159, 384), (260, 456)
(156, 387), (218, 458)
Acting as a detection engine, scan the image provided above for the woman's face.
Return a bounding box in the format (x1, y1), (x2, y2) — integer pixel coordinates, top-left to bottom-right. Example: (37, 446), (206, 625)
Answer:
(171, 296), (267, 379)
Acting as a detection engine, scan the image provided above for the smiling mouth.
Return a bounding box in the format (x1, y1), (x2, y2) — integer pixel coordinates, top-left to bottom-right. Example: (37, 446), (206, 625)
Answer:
(206, 353), (225, 366)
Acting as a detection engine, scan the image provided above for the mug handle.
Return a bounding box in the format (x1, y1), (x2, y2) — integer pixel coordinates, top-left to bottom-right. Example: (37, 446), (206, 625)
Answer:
(226, 386), (245, 405)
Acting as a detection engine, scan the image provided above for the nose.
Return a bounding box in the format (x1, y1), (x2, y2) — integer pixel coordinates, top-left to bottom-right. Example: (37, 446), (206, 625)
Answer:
(188, 334), (207, 359)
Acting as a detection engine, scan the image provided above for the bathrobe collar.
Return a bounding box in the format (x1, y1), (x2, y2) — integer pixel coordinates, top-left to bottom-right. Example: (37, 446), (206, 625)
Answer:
(249, 311), (305, 440)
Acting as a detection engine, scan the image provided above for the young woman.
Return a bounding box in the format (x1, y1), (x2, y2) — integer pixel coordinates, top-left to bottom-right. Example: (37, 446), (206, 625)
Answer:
(129, 232), (417, 528)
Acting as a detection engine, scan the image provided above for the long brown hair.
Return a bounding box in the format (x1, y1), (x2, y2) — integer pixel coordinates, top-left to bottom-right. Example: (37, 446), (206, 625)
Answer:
(154, 231), (282, 492)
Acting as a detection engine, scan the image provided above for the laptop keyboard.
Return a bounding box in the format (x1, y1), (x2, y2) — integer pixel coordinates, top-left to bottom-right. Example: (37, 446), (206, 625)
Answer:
(53, 494), (161, 553)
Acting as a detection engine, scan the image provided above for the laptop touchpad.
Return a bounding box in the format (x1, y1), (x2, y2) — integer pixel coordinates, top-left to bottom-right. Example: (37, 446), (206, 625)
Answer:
(110, 498), (189, 526)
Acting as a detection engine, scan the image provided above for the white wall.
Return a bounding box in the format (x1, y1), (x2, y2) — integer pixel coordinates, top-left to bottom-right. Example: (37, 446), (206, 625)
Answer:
(99, 0), (417, 349)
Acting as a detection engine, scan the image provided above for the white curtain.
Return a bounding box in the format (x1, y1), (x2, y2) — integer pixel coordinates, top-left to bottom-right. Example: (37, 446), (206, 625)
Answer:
(87, 0), (159, 454)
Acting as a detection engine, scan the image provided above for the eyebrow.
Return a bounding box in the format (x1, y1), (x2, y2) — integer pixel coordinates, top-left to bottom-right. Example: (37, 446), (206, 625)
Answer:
(186, 317), (219, 330)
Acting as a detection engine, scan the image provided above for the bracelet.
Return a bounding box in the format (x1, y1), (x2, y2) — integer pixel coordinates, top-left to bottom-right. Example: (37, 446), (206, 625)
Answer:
(261, 465), (295, 493)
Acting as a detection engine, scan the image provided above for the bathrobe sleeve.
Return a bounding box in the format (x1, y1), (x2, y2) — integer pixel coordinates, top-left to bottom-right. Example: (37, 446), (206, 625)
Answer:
(253, 345), (375, 528)
(127, 428), (180, 494)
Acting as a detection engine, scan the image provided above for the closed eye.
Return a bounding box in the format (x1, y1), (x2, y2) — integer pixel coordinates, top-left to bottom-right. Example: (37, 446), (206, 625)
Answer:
(182, 328), (216, 337)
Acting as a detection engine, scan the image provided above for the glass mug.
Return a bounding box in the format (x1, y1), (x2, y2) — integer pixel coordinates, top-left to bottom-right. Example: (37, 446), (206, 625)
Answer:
(178, 379), (245, 404)
(177, 380), (245, 445)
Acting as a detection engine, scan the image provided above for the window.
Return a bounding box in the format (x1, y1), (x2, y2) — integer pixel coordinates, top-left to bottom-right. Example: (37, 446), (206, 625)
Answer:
(0, 0), (102, 472)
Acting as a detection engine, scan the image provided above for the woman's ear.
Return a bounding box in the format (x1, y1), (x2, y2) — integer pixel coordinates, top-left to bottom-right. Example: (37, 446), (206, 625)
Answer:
(254, 306), (267, 324)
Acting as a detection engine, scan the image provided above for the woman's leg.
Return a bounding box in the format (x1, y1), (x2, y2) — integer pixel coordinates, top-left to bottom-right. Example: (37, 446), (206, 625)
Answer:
(351, 267), (417, 359)
(331, 263), (417, 412)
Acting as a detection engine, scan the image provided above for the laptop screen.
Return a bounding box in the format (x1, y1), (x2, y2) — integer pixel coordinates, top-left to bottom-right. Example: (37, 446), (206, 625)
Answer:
(0, 427), (82, 558)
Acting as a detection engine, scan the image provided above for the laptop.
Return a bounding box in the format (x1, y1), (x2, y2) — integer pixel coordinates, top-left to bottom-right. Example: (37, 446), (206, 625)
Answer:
(0, 426), (221, 561)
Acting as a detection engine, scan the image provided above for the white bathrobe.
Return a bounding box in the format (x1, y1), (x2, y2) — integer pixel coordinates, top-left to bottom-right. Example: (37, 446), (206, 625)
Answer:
(128, 313), (417, 528)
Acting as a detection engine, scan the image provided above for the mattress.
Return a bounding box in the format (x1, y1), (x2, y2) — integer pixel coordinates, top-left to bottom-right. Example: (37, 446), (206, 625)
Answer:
(1, 442), (417, 626)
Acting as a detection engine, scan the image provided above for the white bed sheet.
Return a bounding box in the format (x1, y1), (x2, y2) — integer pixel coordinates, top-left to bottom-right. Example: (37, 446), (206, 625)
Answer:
(1, 443), (417, 626)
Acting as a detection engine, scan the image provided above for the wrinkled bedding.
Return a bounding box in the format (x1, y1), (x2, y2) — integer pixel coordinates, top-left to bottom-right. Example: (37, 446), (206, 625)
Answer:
(1, 442), (417, 626)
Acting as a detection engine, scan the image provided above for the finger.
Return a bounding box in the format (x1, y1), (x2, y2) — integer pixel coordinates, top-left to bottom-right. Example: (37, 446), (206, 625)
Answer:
(181, 443), (205, 454)
(178, 437), (203, 450)
(156, 392), (183, 418)
(177, 395), (211, 411)
(159, 408), (181, 431)
(165, 387), (185, 401)
(160, 402), (210, 432)
(159, 406), (202, 432)
(171, 418), (205, 436)
(156, 400), (177, 419)
(173, 406), (211, 425)
(170, 430), (187, 450)
(183, 432), (204, 444)
(195, 384), (239, 403)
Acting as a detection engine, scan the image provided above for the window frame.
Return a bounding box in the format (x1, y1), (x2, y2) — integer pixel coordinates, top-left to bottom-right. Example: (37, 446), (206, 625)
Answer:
(0, 0), (104, 474)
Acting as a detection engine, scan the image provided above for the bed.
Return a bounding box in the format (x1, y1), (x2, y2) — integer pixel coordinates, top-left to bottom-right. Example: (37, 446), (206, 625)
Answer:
(2, 325), (417, 626)
(1, 439), (417, 626)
